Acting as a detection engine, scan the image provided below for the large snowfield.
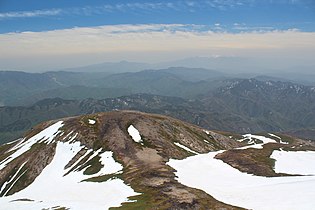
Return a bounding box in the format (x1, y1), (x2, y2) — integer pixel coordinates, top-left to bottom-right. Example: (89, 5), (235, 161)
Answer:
(0, 123), (139, 210)
(168, 149), (315, 210)
(271, 150), (315, 175)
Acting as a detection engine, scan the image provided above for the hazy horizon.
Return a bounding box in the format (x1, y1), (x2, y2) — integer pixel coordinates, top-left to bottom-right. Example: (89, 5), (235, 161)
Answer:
(0, 1), (314, 73)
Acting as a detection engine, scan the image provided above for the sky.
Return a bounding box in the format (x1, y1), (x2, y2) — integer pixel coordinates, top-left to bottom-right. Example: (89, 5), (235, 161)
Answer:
(0, 0), (314, 72)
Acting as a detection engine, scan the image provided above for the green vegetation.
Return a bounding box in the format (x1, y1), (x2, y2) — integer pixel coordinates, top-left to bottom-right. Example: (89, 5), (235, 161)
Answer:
(110, 193), (157, 210)
(83, 155), (103, 175)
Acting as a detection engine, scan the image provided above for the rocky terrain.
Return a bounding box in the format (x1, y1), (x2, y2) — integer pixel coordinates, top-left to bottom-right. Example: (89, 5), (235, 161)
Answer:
(1, 111), (315, 209)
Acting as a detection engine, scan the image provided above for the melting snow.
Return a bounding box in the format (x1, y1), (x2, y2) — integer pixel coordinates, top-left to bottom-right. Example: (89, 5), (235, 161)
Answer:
(88, 119), (96, 125)
(168, 151), (315, 210)
(174, 142), (199, 155)
(241, 134), (277, 144)
(236, 134), (279, 150)
(0, 141), (139, 210)
(0, 121), (64, 171)
(128, 125), (143, 144)
(203, 130), (210, 135)
(271, 150), (315, 175)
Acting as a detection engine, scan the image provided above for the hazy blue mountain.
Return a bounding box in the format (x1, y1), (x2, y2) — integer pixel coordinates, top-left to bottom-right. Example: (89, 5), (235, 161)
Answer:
(0, 67), (227, 105)
(1, 77), (315, 144)
(60, 60), (151, 73)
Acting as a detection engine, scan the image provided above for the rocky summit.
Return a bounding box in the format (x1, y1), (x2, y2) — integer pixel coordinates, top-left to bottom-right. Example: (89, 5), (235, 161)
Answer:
(0, 111), (315, 210)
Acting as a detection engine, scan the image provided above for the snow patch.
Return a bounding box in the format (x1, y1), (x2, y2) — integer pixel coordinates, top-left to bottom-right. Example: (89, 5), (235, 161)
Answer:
(0, 121), (64, 171)
(88, 119), (96, 125)
(242, 134), (277, 144)
(174, 142), (199, 155)
(168, 151), (315, 210)
(128, 125), (143, 145)
(271, 150), (315, 175)
(236, 134), (278, 150)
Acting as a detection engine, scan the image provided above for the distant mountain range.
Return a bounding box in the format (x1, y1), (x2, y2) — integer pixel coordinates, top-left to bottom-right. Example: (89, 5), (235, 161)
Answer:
(1, 77), (315, 144)
(0, 67), (226, 106)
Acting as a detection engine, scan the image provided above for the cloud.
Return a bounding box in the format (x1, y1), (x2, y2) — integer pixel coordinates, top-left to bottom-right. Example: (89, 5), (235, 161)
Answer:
(0, 9), (62, 19)
(0, 1), (252, 20)
(0, 24), (313, 53)
(0, 24), (314, 71)
(1, 0), (312, 21)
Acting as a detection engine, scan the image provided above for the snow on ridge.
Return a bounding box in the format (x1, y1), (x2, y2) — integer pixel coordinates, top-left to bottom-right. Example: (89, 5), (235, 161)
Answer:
(128, 125), (143, 145)
(203, 139), (210, 144)
(168, 151), (315, 210)
(271, 150), (315, 175)
(242, 134), (277, 145)
(0, 121), (64, 171)
(236, 134), (279, 150)
(268, 133), (281, 139)
(203, 130), (210, 135)
(0, 141), (139, 210)
(174, 142), (199, 155)
(268, 133), (289, 144)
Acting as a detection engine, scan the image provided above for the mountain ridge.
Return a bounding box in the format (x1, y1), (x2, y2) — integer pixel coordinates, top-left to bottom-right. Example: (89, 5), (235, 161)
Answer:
(1, 111), (315, 209)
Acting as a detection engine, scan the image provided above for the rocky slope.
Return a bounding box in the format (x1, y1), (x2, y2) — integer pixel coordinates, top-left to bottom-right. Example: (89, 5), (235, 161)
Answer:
(1, 111), (315, 209)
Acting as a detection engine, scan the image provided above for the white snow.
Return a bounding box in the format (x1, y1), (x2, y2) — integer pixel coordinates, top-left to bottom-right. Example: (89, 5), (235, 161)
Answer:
(174, 142), (199, 155)
(271, 150), (315, 175)
(0, 121), (64, 171)
(88, 119), (96, 125)
(0, 141), (139, 210)
(168, 151), (315, 210)
(236, 134), (278, 150)
(241, 134), (277, 144)
(268, 133), (281, 139)
(268, 133), (289, 144)
(128, 125), (143, 144)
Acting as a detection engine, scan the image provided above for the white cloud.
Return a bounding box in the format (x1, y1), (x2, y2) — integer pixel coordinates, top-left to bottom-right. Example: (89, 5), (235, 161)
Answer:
(0, 1), (252, 20)
(0, 24), (314, 71)
(0, 9), (62, 19)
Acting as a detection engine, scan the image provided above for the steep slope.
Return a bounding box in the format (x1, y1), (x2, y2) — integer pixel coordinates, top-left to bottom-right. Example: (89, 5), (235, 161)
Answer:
(0, 111), (242, 210)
